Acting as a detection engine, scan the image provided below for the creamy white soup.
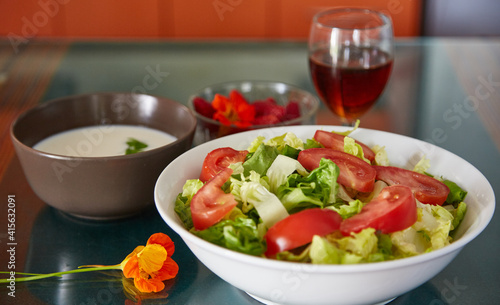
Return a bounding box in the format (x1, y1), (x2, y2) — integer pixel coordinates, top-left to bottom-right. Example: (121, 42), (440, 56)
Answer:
(34, 125), (177, 157)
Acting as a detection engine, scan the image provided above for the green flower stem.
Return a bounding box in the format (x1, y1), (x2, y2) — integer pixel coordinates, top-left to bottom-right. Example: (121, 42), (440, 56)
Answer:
(0, 265), (121, 284)
(0, 271), (47, 277)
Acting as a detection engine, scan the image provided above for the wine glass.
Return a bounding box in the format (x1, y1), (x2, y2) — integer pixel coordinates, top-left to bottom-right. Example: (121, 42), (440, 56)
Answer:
(308, 8), (394, 126)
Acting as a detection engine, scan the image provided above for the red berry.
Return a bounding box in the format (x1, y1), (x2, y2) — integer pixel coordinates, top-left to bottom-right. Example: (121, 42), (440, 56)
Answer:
(253, 99), (286, 121)
(284, 101), (300, 121)
(253, 114), (281, 125)
(193, 96), (216, 118)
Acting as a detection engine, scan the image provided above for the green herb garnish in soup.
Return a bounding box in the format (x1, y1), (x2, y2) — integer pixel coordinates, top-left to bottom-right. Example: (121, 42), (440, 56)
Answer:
(125, 138), (148, 155)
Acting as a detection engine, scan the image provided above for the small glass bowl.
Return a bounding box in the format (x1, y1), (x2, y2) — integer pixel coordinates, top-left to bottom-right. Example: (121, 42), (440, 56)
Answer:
(188, 81), (320, 146)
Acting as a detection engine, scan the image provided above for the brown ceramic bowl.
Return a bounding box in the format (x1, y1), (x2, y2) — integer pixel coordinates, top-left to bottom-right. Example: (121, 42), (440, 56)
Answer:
(11, 92), (196, 220)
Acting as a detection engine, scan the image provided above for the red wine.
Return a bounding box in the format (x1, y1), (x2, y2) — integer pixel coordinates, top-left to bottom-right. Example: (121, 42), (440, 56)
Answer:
(309, 46), (393, 122)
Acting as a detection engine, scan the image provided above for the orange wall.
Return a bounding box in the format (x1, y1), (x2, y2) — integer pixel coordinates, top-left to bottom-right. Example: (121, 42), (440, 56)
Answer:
(0, 0), (422, 40)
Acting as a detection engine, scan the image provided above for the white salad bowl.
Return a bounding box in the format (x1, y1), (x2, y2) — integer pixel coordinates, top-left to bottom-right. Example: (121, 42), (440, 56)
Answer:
(154, 125), (495, 305)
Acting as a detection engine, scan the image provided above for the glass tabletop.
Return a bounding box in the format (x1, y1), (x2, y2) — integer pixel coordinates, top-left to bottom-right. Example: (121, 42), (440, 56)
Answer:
(0, 38), (499, 304)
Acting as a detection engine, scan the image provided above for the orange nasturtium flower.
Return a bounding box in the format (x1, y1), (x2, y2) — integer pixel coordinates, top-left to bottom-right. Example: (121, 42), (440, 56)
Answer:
(212, 90), (256, 128)
(120, 233), (179, 293)
(0, 233), (179, 295)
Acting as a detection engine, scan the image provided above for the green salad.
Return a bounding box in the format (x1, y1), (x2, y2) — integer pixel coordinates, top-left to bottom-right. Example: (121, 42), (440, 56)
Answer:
(174, 126), (467, 264)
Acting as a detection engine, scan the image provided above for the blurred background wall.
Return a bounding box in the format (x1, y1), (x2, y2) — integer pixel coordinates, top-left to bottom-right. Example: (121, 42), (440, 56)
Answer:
(0, 0), (421, 39)
(422, 0), (500, 36)
(0, 0), (499, 40)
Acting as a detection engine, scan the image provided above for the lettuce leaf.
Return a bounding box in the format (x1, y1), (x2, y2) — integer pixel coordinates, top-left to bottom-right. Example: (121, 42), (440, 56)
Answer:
(328, 199), (365, 220)
(279, 188), (325, 212)
(275, 247), (311, 262)
(309, 228), (380, 264)
(310, 236), (344, 264)
(443, 180), (468, 205)
(372, 145), (390, 166)
(336, 228), (378, 259)
(174, 194), (193, 230)
(239, 181), (289, 228)
(181, 179), (204, 199)
(280, 145), (301, 159)
(413, 156), (430, 174)
(391, 201), (454, 256)
(303, 158), (339, 205)
(266, 154), (308, 193)
(192, 217), (266, 256)
(173, 179), (204, 230)
(375, 233), (394, 261)
(444, 201), (467, 231)
(243, 144), (279, 177)
(247, 136), (266, 153)
(265, 132), (304, 151)
(304, 138), (322, 149)
(278, 158), (339, 212)
(331, 119), (360, 136)
(230, 170), (269, 213)
(343, 136), (370, 163)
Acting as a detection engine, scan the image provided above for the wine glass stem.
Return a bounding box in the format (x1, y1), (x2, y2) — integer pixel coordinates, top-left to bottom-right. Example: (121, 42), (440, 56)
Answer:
(341, 118), (356, 127)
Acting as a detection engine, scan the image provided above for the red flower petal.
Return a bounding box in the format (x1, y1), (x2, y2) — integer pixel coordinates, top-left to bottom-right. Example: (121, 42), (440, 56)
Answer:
(213, 112), (232, 126)
(134, 276), (165, 293)
(212, 94), (231, 113)
(147, 233), (175, 257)
(156, 257), (179, 281)
(123, 255), (140, 278)
(229, 89), (248, 106)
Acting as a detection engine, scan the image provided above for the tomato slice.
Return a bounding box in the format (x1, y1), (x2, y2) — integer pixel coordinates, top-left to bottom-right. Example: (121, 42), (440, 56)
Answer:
(264, 208), (342, 257)
(191, 167), (238, 231)
(199, 147), (248, 182)
(340, 185), (417, 235)
(314, 130), (375, 163)
(373, 166), (450, 205)
(298, 148), (376, 193)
